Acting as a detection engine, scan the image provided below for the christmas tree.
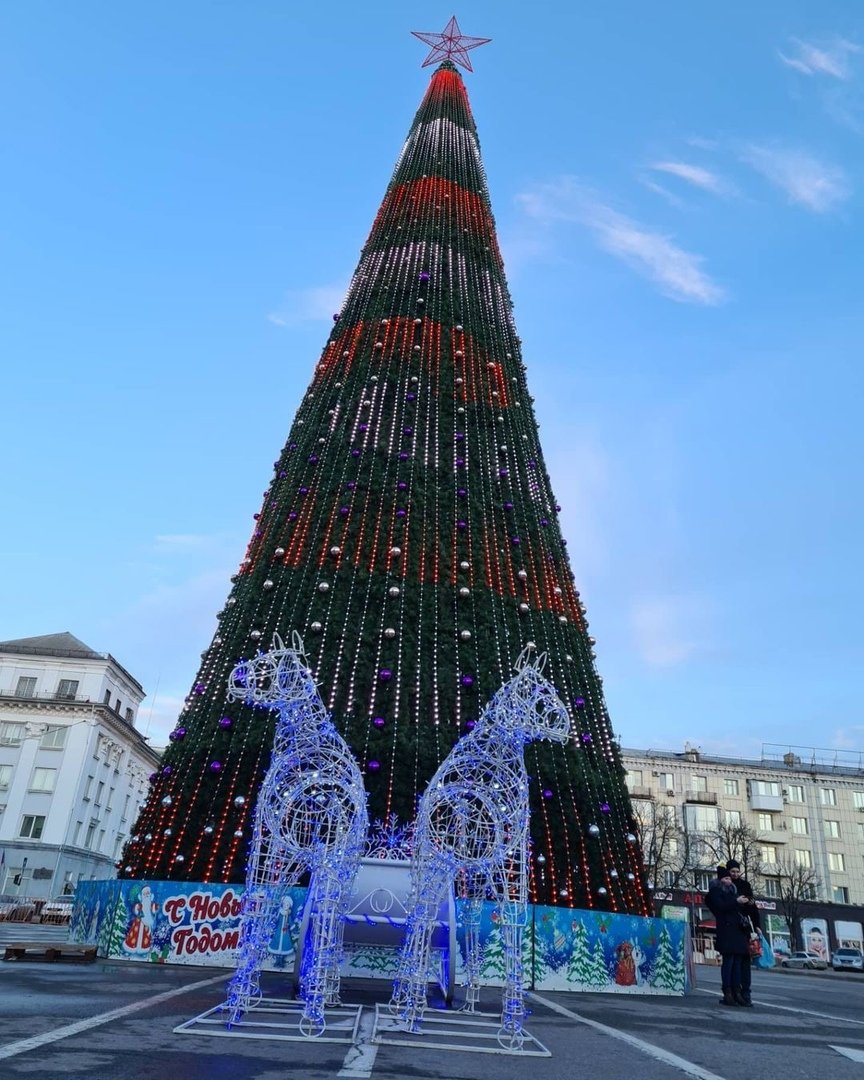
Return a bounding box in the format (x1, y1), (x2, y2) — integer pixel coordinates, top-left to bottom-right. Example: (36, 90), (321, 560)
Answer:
(122, 20), (649, 914)
(566, 920), (609, 988)
(649, 925), (684, 992)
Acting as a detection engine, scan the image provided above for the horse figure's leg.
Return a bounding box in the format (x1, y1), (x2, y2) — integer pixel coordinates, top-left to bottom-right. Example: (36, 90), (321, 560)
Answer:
(224, 837), (289, 1025)
(390, 857), (449, 1032)
(459, 873), (486, 1014)
(297, 862), (346, 1037)
(494, 858), (528, 1050)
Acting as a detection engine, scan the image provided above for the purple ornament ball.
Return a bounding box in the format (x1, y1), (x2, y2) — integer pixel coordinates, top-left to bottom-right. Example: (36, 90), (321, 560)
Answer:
(581, 732), (593, 744)
(419, 271), (430, 282)
(461, 674), (474, 688)
(600, 802), (611, 813)
(162, 765), (173, 776)
(373, 717), (386, 729)
(542, 788), (554, 799)
(574, 697), (586, 710)
(219, 716), (233, 729)
(148, 772), (158, 783)
(193, 682), (205, 695)
(465, 719), (476, 730)
(209, 760), (222, 772)
(368, 759), (381, 772)
(378, 669), (392, 682)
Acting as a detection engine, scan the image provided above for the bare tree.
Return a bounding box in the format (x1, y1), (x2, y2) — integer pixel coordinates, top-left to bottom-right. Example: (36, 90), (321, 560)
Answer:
(772, 860), (822, 951)
(700, 820), (766, 884)
(631, 800), (694, 891)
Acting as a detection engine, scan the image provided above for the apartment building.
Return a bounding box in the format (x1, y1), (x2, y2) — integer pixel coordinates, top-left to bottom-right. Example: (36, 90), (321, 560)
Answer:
(622, 744), (864, 906)
(0, 632), (161, 897)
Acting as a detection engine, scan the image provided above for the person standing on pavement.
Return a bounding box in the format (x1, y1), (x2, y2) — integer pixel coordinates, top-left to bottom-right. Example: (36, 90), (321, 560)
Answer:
(727, 859), (759, 1006)
(706, 865), (750, 1007)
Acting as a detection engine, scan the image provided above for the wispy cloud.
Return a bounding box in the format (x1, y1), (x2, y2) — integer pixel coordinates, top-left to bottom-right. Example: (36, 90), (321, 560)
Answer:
(268, 283), (348, 327)
(778, 37), (860, 79)
(516, 178), (726, 305)
(650, 161), (736, 198)
(637, 176), (687, 210)
(630, 593), (712, 667)
(739, 143), (850, 212)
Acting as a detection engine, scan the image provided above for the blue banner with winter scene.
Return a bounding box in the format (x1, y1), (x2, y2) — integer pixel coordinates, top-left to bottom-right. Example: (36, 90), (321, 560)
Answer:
(71, 880), (688, 994)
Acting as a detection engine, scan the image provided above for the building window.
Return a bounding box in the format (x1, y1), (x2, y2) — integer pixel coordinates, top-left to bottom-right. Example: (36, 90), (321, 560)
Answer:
(762, 878), (780, 898)
(833, 886), (850, 904)
(114, 698), (121, 713)
(824, 820), (841, 839)
(760, 845), (778, 864)
(691, 774), (707, 793)
(723, 779), (739, 796)
(103, 689), (111, 704)
(0, 765), (11, 788)
(803, 884), (817, 900)
(20, 814), (45, 839)
(787, 784), (805, 802)
(694, 871), (713, 892)
(828, 852), (846, 872)
(0, 722), (25, 747)
(853, 791), (864, 810)
(625, 770), (643, 790)
(72, 821), (82, 845)
(758, 813), (775, 831)
(40, 725), (67, 749)
(791, 817), (809, 835)
(657, 772), (674, 791)
(83, 775), (94, 801)
(726, 810), (742, 827)
(858, 821), (864, 843)
(107, 787), (115, 812)
(97, 828), (105, 851)
(95, 781), (105, 806)
(752, 780), (781, 797)
(820, 788), (837, 806)
(29, 768), (56, 793)
(125, 707), (133, 723)
(84, 821), (97, 848)
(15, 676), (36, 697)
(794, 849), (813, 868)
(122, 793), (130, 821)
(55, 679), (79, 700)
(685, 805), (719, 833)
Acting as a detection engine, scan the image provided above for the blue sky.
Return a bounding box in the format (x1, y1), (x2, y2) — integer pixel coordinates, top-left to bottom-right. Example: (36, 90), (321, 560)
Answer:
(1, 1), (862, 759)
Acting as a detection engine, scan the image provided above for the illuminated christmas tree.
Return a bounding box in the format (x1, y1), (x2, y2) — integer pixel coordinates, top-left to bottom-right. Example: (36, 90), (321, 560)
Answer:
(123, 19), (649, 914)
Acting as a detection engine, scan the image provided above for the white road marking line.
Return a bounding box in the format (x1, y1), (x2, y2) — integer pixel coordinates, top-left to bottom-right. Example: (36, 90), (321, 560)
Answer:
(694, 987), (864, 1026)
(529, 992), (726, 1080)
(0, 973), (227, 1061)
(338, 1008), (379, 1078)
(831, 1046), (864, 1063)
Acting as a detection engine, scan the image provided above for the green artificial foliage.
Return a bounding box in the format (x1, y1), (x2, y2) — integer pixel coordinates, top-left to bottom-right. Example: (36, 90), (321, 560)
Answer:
(123, 61), (649, 914)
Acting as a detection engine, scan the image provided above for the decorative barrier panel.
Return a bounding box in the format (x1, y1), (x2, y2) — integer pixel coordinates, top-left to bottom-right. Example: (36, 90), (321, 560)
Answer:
(71, 880), (688, 994)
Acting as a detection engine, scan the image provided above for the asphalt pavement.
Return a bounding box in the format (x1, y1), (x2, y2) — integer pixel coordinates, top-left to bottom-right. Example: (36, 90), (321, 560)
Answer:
(0, 951), (862, 1080)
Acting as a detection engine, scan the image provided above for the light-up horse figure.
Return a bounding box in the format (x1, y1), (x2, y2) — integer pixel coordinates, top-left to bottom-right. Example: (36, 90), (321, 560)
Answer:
(223, 633), (368, 1036)
(390, 648), (571, 1049)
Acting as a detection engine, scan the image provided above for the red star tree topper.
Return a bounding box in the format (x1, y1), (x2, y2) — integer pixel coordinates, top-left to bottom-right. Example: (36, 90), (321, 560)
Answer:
(411, 15), (491, 72)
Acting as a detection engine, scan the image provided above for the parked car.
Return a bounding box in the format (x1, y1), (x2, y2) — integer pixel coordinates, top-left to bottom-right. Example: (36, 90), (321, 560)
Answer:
(832, 948), (864, 972)
(0, 896), (37, 922)
(781, 951), (828, 970)
(40, 895), (74, 921)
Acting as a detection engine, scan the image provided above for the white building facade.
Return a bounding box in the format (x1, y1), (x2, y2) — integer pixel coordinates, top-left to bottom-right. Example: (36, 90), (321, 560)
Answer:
(622, 744), (864, 906)
(0, 632), (161, 898)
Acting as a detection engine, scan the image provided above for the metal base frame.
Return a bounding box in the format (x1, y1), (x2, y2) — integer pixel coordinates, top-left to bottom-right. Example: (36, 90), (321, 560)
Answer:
(173, 998), (363, 1044)
(371, 1003), (551, 1057)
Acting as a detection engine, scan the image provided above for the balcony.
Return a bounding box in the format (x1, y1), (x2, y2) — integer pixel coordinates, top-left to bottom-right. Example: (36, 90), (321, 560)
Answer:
(684, 790), (718, 804)
(629, 786), (654, 800)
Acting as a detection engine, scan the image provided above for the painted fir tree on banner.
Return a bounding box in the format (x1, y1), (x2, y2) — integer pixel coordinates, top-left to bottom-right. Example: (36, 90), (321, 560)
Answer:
(122, 29), (650, 914)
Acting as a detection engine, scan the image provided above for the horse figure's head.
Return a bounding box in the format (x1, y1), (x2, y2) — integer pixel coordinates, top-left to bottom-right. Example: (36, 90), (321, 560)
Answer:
(227, 632), (315, 708)
(492, 646), (571, 745)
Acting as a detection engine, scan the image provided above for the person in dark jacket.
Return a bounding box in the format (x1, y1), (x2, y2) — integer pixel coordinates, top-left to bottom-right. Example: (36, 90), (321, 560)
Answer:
(727, 859), (759, 1006)
(706, 865), (750, 1006)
